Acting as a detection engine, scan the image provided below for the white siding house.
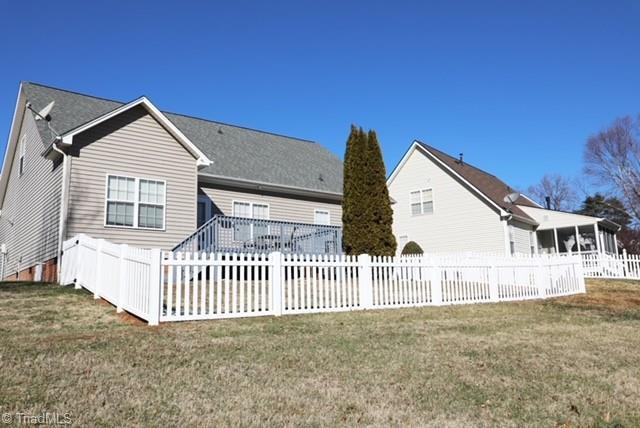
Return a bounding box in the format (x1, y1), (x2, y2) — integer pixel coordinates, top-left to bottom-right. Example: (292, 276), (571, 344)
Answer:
(387, 141), (620, 256)
(387, 145), (506, 254)
(0, 82), (344, 281)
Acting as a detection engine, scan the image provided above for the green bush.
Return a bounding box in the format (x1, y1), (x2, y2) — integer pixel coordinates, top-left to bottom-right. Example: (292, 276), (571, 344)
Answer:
(401, 241), (423, 255)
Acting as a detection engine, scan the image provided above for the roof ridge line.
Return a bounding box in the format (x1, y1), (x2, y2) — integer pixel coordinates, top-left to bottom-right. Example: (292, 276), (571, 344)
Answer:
(417, 141), (502, 180)
(23, 81), (319, 146)
(24, 81), (125, 106)
(164, 111), (317, 145)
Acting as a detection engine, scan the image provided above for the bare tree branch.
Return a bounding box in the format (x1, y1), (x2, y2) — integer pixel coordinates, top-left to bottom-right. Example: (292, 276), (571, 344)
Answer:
(584, 115), (640, 224)
(527, 174), (578, 211)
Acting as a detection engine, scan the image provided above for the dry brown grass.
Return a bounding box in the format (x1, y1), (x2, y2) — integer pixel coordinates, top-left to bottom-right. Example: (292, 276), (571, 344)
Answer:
(0, 279), (639, 427)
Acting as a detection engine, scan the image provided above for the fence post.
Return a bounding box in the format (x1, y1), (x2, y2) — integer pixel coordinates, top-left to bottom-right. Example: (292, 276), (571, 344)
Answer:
(488, 264), (499, 302)
(270, 252), (283, 316)
(358, 254), (373, 309)
(116, 244), (128, 313)
(536, 260), (547, 299)
(622, 249), (628, 278)
(430, 265), (442, 305)
(147, 248), (162, 326)
(94, 239), (104, 299)
(74, 236), (82, 289)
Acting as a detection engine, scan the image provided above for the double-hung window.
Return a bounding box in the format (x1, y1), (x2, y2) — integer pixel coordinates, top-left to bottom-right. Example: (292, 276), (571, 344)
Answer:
(105, 175), (165, 229)
(410, 189), (433, 216)
(232, 201), (269, 241)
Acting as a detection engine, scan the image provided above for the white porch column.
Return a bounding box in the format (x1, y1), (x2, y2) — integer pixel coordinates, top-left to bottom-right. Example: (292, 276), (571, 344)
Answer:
(575, 226), (581, 256)
(614, 233), (619, 256)
(593, 223), (600, 253)
(553, 228), (559, 254)
(533, 230), (539, 255)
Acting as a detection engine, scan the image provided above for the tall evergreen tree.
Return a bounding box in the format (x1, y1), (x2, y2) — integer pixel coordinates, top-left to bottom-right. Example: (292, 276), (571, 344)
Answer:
(365, 130), (396, 255)
(342, 126), (396, 256)
(342, 126), (367, 254)
(575, 193), (631, 229)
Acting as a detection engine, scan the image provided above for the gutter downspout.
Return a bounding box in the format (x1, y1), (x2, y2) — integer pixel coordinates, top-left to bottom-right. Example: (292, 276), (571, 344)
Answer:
(501, 214), (513, 256)
(51, 139), (69, 282)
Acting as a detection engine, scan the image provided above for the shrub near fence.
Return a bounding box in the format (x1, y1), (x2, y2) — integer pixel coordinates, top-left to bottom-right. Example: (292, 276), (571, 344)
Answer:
(61, 235), (586, 325)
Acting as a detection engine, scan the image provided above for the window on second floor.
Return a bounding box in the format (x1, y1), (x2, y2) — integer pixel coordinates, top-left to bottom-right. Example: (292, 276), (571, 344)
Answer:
(410, 189), (433, 216)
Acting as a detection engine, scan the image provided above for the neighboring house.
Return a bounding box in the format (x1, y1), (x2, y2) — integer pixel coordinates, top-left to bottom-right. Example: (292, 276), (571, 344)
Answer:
(0, 82), (343, 281)
(387, 141), (620, 256)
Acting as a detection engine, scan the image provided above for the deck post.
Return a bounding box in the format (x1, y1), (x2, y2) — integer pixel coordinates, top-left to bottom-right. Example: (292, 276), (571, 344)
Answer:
(270, 252), (283, 316)
(593, 223), (600, 253)
(553, 228), (560, 254)
(574, 226), (581, 256)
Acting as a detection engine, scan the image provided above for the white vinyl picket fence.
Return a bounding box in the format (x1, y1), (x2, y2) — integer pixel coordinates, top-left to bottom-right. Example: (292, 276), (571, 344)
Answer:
(61, 235), (586, 325)
(60, 234), (161, 324)
(582, 251), (640, 280)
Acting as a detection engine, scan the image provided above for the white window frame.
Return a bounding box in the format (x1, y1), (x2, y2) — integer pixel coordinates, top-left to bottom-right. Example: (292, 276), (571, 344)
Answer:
(410, 188), (434, 216)
(18, 135), (26, 176)
(509, 225), (516, 255)
(103, 174), (166, 231)
(314, 209), (331, 225)
(232, 200), (270, 241)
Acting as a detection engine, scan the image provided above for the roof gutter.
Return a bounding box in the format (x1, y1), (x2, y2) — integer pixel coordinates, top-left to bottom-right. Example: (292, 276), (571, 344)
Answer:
(198, 173), (343, 201)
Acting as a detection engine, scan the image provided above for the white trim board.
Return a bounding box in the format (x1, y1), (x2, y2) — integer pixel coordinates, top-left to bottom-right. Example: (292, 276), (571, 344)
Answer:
(60, 97), (212, 168)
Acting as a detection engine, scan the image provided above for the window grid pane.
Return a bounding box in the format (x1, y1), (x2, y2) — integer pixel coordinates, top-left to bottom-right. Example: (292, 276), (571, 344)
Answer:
(233, 202), (251, 218)
(252, 204), (268, 220)
(106, 201), (134, 226)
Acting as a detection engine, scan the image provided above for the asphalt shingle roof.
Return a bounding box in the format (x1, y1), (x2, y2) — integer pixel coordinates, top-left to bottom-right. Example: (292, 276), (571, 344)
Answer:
(22, 82), (343, 195)
(416, 141), (538, 223)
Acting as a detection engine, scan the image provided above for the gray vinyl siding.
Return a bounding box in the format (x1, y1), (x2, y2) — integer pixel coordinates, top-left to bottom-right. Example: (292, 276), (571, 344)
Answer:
(66, 106), (197, 249)
(388, 147), (506, 255)
(509, 219), (535, 255)
(199, 184), (342, 227)
(0, 111), (62, 276)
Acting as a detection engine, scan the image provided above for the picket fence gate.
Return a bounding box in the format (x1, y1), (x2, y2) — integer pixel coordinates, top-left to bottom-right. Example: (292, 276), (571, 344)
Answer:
(61, 235), (586, 325)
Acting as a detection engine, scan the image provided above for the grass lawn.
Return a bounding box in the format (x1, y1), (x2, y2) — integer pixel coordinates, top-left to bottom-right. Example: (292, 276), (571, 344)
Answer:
(0, 280), (639, 427)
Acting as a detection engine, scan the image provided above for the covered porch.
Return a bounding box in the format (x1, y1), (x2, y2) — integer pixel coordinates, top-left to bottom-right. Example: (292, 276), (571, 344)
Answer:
(517, 205), (621, 255)
(536, 222), (619, 255)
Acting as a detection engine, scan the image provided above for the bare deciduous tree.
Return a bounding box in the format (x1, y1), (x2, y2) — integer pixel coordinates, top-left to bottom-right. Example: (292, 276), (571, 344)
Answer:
(527, 174), (577, 211)
(584, 115), (640, 223)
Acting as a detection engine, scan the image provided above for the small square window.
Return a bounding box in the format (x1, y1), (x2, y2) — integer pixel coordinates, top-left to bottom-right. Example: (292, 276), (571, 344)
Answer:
(410, 188), (433, 216)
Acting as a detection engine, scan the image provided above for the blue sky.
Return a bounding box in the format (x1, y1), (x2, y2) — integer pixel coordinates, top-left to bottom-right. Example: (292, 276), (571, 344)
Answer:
(1, 1), (638, 195)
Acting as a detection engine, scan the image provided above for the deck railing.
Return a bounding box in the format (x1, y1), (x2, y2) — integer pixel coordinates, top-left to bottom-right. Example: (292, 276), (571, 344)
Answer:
(173, 215), (343, 255)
